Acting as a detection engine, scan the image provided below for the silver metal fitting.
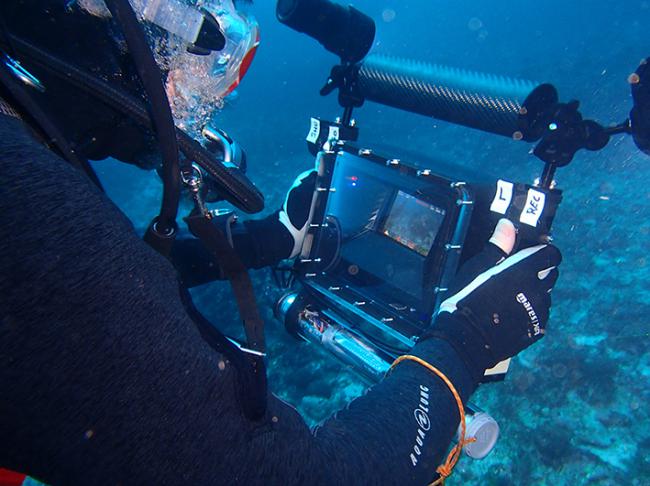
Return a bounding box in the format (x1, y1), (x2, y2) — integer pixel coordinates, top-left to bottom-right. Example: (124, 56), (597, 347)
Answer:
(181, 163), (203, 187)
(152, 220), (176, 237)
(300, 258), (323, 264)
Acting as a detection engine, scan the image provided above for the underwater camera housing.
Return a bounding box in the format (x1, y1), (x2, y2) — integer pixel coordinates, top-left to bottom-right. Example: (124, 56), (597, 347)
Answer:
(274, 134), (551, 459)
(276, 132), (562, 383)
(275, 0), (650, 460)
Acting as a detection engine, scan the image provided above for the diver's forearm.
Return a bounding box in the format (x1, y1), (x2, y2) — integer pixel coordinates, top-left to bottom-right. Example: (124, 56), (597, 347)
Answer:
(170, 212), (295, 287)
(292, 339), (478, 485)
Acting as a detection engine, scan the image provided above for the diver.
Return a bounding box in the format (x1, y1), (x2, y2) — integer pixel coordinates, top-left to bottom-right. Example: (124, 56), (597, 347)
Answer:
(0, 1), (562, 485)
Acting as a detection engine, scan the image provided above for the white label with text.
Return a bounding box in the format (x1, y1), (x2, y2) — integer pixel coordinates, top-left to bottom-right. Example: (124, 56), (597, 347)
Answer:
(490, 180), (514, 215)
(520, 189), (546, 227)
(306, 118), (321, 143)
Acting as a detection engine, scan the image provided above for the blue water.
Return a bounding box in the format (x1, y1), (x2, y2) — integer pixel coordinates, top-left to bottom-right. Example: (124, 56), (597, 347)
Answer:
(94, 1), (650, 484)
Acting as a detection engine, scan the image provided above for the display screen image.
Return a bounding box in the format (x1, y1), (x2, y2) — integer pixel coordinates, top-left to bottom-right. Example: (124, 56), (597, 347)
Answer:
(382, 191), (446, 256)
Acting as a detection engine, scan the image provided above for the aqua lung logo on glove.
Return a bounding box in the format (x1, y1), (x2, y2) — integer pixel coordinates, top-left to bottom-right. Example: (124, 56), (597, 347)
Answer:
(516, 293), (542, 337)
(410, 385), (431, 466)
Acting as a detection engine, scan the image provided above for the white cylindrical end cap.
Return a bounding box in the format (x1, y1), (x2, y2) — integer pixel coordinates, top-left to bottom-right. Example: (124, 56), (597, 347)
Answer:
(457, 412), (500, 459)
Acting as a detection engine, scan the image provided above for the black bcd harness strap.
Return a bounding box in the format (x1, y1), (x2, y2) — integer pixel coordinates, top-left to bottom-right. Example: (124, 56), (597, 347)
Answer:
(185, 210), (268, 421)
(178, 282), (268, 422)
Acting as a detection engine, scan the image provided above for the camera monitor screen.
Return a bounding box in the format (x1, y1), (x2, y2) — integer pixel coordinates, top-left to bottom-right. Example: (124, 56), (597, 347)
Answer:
(317, 151), (454, 314)
(382, 191), (446, 257)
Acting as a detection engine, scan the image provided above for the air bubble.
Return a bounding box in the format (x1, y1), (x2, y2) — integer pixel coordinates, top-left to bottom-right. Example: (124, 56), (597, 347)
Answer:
(382, 9), (396, 23)
(468, 17), (483, 31)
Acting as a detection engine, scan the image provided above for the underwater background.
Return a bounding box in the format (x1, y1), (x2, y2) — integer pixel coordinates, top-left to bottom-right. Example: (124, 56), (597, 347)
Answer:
(93, 1), (650, 484)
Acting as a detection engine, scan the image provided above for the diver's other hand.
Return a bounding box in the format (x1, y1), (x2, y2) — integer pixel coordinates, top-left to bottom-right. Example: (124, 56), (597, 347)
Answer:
(432, 221), (562, 381)
(278, 169), (318, 258)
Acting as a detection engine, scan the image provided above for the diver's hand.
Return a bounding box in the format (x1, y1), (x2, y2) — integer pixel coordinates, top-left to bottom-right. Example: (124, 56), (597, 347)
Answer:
(431, 219), (562, 381)
(278, 169), (318, 258)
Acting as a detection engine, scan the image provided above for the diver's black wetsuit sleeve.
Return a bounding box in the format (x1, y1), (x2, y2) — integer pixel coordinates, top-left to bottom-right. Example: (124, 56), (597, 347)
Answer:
(0, 115), (478, 486)
(171, 215), (294, 287)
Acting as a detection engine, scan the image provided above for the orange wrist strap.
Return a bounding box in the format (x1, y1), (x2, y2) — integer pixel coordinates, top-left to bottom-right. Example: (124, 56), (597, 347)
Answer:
(390, 355), (475, 486)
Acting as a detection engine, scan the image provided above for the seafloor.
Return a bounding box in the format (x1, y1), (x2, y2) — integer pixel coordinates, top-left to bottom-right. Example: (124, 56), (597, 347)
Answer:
(23, 1), (650, 485)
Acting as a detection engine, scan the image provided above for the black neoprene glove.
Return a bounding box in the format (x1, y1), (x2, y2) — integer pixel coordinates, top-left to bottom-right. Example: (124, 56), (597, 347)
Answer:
(428, 219), (562, 382)
(278, 169), (318, 258)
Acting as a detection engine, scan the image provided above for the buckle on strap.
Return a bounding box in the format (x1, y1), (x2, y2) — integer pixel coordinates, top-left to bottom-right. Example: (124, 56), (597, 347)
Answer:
(226, 336), (267, 358)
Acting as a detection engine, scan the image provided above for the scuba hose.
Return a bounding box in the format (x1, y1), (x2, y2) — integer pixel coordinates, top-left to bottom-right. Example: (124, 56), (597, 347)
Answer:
(104, 0), (180, 240)
(5, 35), (264, 215)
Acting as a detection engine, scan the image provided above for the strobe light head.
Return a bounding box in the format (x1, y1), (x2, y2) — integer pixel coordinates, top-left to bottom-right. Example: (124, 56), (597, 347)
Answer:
(276, 0), (376, 63)
(630, 57), (650, 155)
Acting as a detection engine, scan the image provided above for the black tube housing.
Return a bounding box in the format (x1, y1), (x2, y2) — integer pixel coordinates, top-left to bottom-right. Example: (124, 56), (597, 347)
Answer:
(276, 0), (375, 63)
(356, 54), (558, 141)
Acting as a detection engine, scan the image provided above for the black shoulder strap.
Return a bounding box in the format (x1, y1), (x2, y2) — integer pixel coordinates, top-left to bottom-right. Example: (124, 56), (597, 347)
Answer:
(184, 210), (268, 420)
(185, 211), (266, 353)
(178, 284), (267, 421)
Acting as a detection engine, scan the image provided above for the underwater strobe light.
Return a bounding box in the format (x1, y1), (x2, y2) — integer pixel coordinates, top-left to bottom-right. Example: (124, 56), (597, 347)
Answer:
(276, 0), (376, 63)
(630, 58), (650, 155)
